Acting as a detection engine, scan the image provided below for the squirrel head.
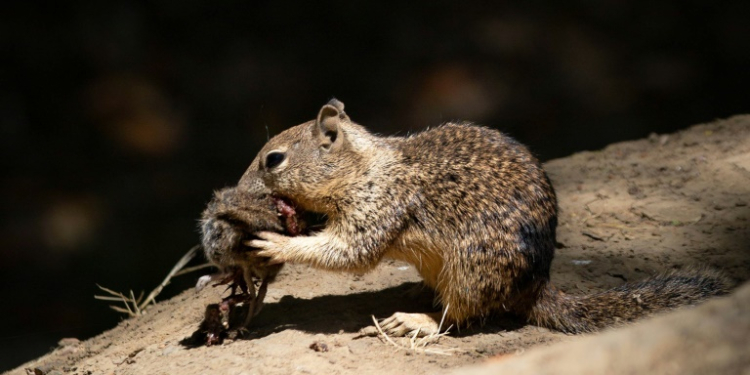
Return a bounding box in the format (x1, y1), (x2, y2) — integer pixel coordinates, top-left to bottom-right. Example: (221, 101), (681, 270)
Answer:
(239, 99), (372, 213)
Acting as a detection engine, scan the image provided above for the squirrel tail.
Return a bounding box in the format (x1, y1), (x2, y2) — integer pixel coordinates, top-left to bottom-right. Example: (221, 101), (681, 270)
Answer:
(527, 267), (732, 333)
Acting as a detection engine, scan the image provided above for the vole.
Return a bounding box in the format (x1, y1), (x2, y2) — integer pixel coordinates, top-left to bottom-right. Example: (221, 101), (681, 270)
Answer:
(199, 173), (302, 331)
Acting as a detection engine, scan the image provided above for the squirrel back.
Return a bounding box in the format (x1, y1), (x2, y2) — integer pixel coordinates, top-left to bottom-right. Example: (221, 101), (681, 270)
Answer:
(241, 99), (731, 333)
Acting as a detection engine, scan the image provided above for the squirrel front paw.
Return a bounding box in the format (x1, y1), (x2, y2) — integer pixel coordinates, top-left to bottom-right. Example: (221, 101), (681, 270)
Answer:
(244, 231), (290, 265)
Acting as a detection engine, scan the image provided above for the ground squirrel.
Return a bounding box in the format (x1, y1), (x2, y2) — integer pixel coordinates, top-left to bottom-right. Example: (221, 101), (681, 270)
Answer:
(238, 99), (729, 335)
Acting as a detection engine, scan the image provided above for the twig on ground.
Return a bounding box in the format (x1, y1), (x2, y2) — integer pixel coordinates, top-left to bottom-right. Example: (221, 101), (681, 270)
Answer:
(371, 304), (459, 356)
(95, 245), (205, 317)
(174, 262), (213, 277)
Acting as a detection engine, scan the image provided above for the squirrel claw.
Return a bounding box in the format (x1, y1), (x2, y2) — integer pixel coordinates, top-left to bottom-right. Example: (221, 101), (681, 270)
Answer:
(244, 232), (290, 265)
(244, 232), (289, 248)
(243, 238), (286, 264)
(243, 239), (269, 249)
(378, 312), (441, 337)
(256, 231), (289, 242)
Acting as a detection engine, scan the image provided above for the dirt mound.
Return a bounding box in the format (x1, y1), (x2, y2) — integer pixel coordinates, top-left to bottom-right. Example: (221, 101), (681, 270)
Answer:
(8, 115), (750, 375)
(456, 279), (750, 375)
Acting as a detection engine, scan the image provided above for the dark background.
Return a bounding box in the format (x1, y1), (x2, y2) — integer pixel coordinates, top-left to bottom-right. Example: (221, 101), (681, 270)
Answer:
(2, 0), (749, 371)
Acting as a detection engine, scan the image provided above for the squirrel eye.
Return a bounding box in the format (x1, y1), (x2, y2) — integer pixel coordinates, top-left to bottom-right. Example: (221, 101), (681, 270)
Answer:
(265, 151), (286, 169)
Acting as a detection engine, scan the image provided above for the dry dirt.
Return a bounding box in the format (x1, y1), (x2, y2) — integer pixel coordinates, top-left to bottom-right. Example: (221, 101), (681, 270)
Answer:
(8, 115), (750, 375)
(457, 279), (750, 375)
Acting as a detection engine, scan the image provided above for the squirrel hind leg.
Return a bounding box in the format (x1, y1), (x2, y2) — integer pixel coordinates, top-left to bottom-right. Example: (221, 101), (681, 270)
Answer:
(378, 312), (444, 337)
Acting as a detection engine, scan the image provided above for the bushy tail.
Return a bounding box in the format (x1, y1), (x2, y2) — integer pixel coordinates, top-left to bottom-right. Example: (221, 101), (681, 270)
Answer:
(527, 267), (731, 333)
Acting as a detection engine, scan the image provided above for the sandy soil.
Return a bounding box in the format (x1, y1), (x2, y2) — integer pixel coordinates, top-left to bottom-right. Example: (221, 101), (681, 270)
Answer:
(9, 115), (750, 375)
(456, 280), (750, 375)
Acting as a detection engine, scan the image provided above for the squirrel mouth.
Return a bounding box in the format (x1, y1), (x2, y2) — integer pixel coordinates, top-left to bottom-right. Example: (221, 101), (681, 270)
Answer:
(270, 196), (327, 236)
(270, 196), (303, 236)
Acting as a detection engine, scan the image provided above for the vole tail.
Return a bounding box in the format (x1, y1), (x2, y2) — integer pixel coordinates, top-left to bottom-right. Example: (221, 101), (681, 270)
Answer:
(527, 267), (731, 333)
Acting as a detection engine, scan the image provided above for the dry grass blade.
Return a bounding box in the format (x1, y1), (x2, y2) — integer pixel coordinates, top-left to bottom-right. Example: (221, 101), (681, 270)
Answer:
(371, 304), (459, 356)
(94, 284), (127, 299)
(139, 244), (200, 309)
(94, 284), (138, 316)
(129, 290), (141, 315)
(371, 315), (404, 349)
(174, 262), (212, 277)
(94, 245), (202, 317)
(109, 305), (135, 314)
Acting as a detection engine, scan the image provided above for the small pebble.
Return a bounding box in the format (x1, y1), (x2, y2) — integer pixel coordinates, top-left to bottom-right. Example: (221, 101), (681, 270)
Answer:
(310, 341), (329, 352)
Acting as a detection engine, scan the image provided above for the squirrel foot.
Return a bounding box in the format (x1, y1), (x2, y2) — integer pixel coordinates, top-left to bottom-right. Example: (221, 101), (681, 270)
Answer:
(378, 312), (444, 337)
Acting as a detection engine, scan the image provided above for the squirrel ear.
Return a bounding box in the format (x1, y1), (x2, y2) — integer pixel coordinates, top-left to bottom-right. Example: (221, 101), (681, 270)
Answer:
(314, 98), (350, 151)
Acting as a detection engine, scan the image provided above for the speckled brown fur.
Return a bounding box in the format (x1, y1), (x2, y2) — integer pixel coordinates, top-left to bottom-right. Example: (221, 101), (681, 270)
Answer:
(200, 173), (284, 286)
(241, 99), (730, 334)
(199, 172), (287, 333)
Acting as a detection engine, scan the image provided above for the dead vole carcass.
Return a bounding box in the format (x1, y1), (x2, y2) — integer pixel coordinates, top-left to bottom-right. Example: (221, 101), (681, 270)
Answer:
(193, 172), (305, 345)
